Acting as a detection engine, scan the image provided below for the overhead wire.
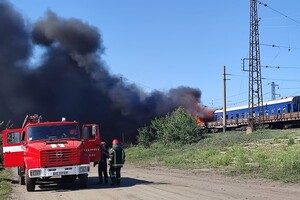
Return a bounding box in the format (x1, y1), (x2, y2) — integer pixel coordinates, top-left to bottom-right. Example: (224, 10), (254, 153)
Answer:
(262, 77), (300, 82)
(262, 65), (300, 69)
(208, 2), (300, 109)
(258, 2), (300, 51)
(260, 43), (300, 51)
(258, 1), (300, 25)
(258, 1), (300, 98)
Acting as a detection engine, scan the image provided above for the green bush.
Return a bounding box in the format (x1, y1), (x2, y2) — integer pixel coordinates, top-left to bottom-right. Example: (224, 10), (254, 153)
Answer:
(253, 151), (269, 168)
(137, 107), (205, 146)
(137, 126), (155, 147)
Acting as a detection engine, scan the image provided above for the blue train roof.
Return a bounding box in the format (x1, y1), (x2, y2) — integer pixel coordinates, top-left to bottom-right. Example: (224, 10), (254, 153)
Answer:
(215, 96), (297, 113)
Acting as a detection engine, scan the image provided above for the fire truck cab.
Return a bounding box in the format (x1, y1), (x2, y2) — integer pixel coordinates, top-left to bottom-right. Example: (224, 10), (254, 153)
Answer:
(2, 114), (100, 191)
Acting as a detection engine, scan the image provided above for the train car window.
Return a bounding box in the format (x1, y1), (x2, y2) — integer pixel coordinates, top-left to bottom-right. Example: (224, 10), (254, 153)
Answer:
(236, 114), (239, 119)
(265, 110), (269, 116)
(272, 108), (274, 115)
(278, 108), (281, 114)
(283, 107), (286, 113)
(217, 116), (222, 121)
(241, 113), (244, 118)
(230, 114), (233, 119)
(252, 111), (256, 117)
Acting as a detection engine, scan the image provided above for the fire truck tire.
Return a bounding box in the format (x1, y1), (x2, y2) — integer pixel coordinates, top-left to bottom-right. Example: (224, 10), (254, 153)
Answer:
(79, 174), (88, 188)
(25, 171), (36, 192)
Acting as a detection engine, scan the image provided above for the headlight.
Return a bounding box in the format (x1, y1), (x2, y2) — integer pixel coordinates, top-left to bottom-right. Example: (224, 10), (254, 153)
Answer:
(29, 169), (41, 177)
(79, 166), (89, 173)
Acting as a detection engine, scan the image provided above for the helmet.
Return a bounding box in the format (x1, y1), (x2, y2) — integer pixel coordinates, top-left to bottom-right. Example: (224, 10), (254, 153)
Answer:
(100, 141), (106, 145)
(112, 139), (119, 145)
(69, 129), (77, 135)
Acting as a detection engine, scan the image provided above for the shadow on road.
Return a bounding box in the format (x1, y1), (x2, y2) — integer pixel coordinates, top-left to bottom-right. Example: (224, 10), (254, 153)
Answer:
(86, 176), (157, 189)
(4, 178), (19, 184)
(8, 175), (162, 192)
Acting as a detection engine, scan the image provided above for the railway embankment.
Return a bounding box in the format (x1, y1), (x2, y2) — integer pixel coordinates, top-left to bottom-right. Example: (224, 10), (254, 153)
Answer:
(127, 128), (300, 183)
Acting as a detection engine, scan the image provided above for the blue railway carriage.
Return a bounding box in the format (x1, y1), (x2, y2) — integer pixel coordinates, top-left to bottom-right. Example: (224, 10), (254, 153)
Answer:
(211, 96), (300, 129)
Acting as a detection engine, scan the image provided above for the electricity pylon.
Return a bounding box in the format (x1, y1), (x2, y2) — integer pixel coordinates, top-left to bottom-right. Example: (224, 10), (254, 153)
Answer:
(248, 0), (264, 130)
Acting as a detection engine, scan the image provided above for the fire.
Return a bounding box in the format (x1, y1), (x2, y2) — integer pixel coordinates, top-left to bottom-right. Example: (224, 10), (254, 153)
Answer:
(197, 118), (205, 126)
(195, 106), (213, 127)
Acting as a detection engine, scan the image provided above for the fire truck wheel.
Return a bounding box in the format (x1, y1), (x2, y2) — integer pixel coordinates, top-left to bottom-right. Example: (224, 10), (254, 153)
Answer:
(25, 171), (36, 192)
(79, 174), (88, 188)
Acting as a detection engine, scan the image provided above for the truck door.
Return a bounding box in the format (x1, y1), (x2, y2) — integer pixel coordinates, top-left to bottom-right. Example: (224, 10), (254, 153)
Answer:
(2, 129), (24, 168)
(82, 124), (100, 163)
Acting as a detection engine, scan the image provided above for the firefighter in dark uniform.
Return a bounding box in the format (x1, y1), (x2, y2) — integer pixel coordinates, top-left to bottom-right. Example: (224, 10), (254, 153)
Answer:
(108, 139), (125, 186)
(98, 141), (109, 184)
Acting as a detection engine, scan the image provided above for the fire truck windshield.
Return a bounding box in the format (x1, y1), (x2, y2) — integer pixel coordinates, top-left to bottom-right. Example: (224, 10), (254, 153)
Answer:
(28, 124), (80, 141)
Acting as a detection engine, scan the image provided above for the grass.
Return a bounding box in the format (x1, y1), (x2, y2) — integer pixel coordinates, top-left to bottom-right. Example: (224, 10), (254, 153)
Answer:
(126, 128), (300, 183)
(1, 128), (299, 198)
(0, 168), (12, 199)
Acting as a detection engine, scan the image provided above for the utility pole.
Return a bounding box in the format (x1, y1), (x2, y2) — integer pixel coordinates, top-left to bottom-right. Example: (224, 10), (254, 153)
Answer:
(248, 0), (263, 130)
(223, 65), (230, 133)
(223, 66), (227, 133)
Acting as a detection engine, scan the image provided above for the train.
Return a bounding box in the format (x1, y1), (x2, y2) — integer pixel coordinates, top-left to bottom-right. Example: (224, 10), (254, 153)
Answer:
(205, 96), (300, 132)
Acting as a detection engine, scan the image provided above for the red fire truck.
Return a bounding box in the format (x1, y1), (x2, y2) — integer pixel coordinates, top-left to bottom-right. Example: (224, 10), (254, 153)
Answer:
(2, 114), (101, 191)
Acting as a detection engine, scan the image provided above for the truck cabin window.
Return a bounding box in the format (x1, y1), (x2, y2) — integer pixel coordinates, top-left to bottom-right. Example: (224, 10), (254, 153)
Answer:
(83, 126), (96, 140)
(28, 124), (80, 141)
(7, 132), (21, 144)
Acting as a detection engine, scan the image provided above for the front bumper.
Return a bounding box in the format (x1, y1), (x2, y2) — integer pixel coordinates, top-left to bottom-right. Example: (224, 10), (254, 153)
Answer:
(28, 164), (90, 178)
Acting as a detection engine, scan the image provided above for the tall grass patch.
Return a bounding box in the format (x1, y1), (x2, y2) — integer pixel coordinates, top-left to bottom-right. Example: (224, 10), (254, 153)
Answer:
(127, 128), (300, 183)
(0, 168), (12, 199)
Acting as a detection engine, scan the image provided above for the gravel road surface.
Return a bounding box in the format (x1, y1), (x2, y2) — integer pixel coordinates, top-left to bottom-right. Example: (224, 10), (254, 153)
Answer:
(8, 165), (300, 200)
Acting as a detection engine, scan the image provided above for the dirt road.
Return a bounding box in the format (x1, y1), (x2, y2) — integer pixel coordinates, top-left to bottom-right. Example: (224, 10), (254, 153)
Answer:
(8, 165), (300, 200)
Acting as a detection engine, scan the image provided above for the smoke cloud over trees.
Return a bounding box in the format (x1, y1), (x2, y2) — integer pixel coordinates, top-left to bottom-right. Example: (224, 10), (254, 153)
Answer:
(0, 1), (206, 142)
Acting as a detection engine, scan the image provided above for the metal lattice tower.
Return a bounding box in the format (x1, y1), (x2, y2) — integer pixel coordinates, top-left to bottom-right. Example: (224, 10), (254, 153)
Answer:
(270, 82), (279, 100)
(248, 0), (263, 129)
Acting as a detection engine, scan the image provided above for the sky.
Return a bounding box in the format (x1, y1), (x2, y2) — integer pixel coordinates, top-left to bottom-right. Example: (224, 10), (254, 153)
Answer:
(8, 0), (300, 110)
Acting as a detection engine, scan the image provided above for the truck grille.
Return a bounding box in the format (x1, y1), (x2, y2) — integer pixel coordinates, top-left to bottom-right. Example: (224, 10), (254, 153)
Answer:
(41, 149), (78, 167)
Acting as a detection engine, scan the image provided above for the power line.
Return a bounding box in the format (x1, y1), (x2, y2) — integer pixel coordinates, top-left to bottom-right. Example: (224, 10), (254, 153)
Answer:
(262, 77), (300, 82)
(260, 43), (300, 51)
(280, 87), (300, 90)
(262, 65), (300, 69)
(258, 1), (300, 25)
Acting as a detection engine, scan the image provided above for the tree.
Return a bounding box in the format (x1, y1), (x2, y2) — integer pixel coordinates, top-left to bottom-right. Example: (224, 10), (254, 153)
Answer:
(137, 107), (205, 146)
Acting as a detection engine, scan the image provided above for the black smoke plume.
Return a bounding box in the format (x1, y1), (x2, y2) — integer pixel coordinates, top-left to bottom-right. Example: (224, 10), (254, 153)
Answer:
(0, 1), (206, 142)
